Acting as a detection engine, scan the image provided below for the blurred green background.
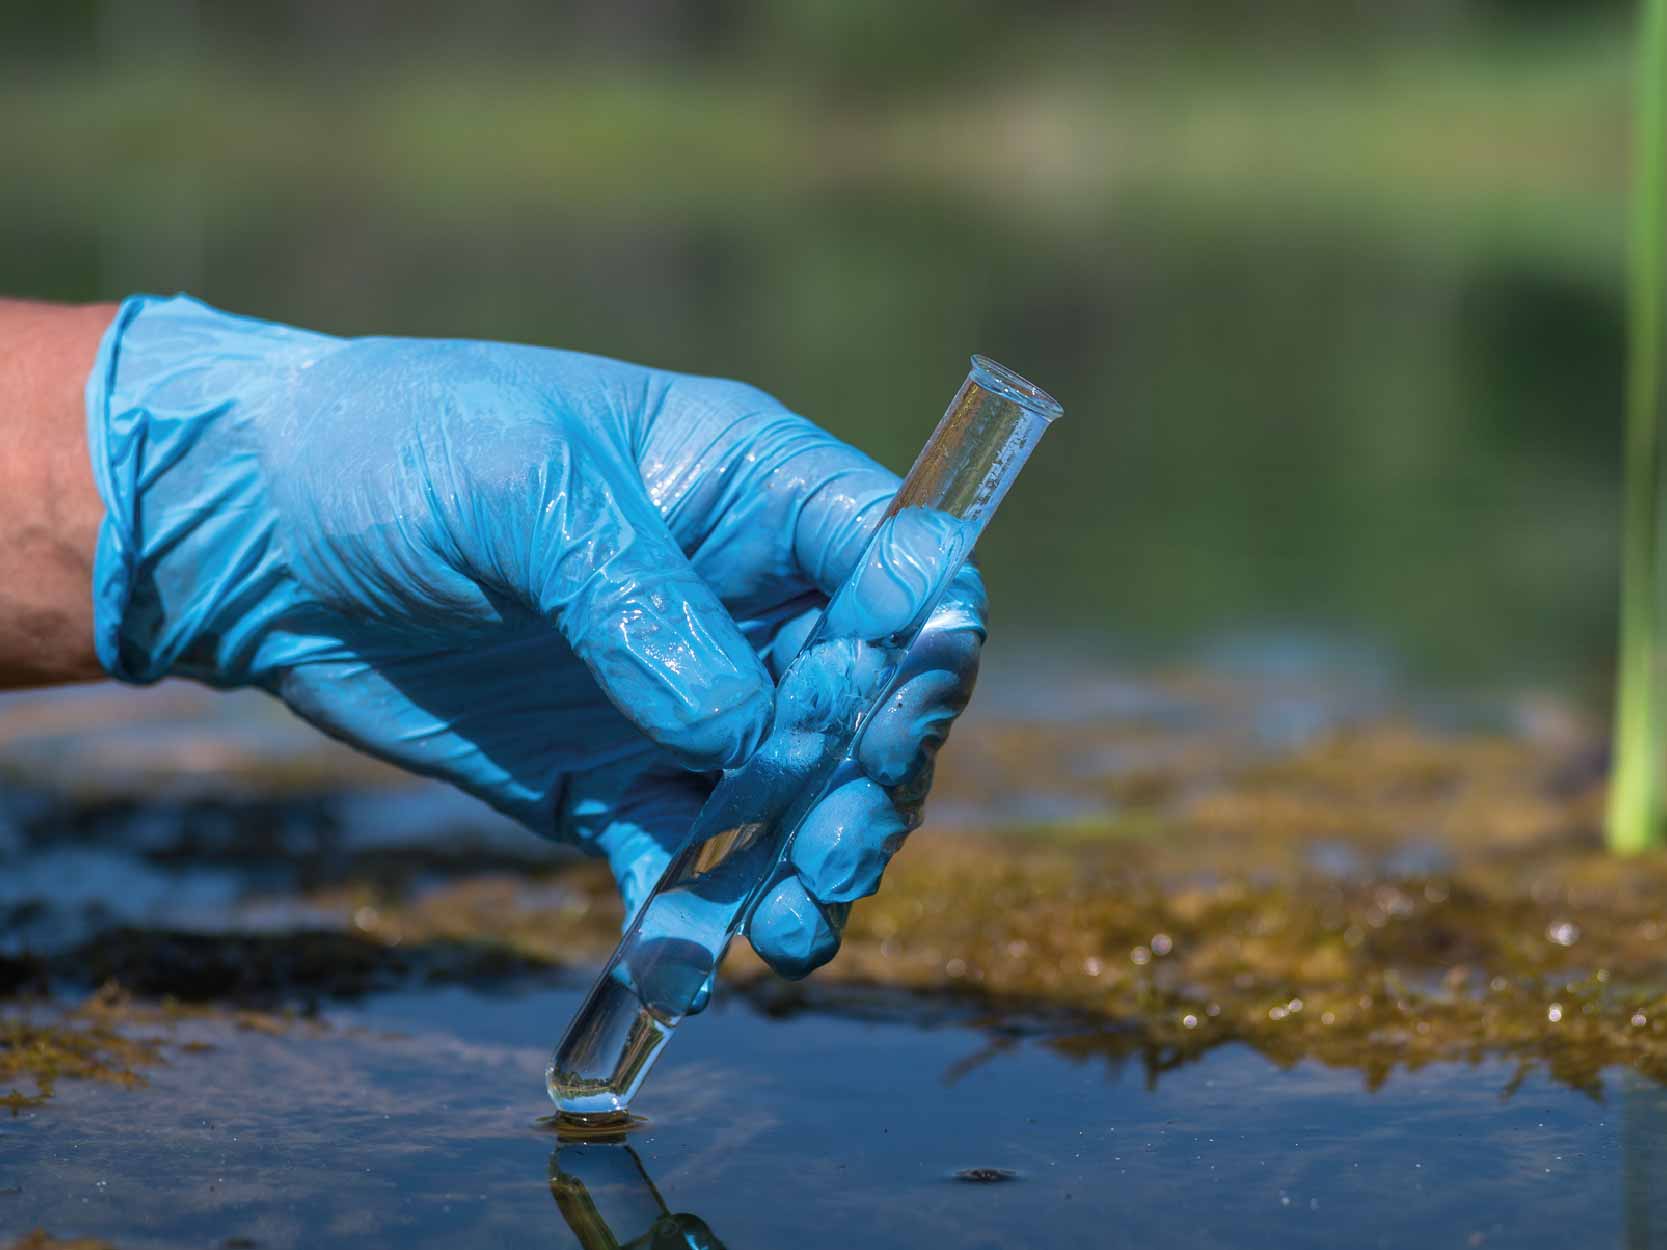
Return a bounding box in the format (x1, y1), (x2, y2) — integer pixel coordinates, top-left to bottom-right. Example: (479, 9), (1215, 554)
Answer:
(1, 1), (1640, 698)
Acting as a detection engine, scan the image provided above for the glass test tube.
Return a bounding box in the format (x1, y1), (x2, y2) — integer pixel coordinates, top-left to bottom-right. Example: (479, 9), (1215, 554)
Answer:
(547, 356), (1062, 1124)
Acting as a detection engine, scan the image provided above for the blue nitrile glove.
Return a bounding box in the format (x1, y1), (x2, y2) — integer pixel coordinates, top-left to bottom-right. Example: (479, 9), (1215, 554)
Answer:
(86, 295), (985, 977)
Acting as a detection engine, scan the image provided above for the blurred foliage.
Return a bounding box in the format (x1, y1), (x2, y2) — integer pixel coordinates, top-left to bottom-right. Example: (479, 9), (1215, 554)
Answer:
(0, 0), (1638, 76)
(1606, 0), (1667, 853)
(0, 0), (1643, 695)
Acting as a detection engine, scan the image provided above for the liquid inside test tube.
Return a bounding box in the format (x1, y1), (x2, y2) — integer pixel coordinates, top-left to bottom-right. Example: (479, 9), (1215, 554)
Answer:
(547, 356), (1062, 1123)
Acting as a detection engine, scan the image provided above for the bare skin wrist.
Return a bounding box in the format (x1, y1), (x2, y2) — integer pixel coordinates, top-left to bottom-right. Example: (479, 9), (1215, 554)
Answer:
(0, 299), (119, 687)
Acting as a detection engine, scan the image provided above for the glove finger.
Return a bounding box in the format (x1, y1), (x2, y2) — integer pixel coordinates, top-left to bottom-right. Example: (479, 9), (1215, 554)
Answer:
(765, 517), (984, 705)
(642, 381), (895, 610)
(745, 874), (842, 979)
(789, 774), (908, 905)
(816, 504), (974, 647)
(644, 388), (899, 602)
(565, 756), (724, 1014)
(275, 642), (619, 832)
(762, 601), (824, 681)
(541, 464), (772, 773)
(647, 386), (981, 653)
(772, 423), (981, 615)
(562, 756), (713, 924)
(855, 566), (986, 788)
(775, 439), (900, 599)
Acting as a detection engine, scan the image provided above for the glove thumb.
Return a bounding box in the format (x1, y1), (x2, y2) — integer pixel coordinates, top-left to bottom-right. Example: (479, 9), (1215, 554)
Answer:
(538, 464), (772, 772)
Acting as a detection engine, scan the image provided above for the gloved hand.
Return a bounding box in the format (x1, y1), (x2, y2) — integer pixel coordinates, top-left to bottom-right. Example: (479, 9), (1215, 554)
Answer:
(86, 295), (985, 978)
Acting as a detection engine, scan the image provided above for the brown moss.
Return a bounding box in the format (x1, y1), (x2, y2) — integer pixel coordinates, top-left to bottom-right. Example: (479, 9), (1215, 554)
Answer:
(302, 865), (620, 970)
(11, 695), (1667, 1099)
(0, 1002), (160, 1114)
(0, 983), (318, 1111)
(725, 714), (1662, 1094)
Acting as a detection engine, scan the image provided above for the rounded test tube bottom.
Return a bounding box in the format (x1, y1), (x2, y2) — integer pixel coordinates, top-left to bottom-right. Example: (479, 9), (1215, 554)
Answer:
(547, 972), (678, 1122)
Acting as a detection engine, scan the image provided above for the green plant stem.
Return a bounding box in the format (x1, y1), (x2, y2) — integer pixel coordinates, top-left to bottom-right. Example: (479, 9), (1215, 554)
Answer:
(1609, 0), (1667, 854)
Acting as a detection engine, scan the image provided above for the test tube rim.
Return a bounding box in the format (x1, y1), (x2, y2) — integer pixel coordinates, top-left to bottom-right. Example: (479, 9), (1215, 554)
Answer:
(968, 355), (1063, 422)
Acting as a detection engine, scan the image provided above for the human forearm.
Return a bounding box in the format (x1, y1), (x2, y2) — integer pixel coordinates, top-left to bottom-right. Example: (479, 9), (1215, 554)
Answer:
(0, 299), (117, 686)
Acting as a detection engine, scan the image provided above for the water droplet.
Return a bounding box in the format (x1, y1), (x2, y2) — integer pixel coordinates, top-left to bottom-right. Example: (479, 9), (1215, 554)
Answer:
(1182, 1013), (1199, 1030)
(1547, 1003), (1564, 1023)
(1083, 956), (1103, 978)
(1150, 933), (1173, 957)
(1129, 946), (1151, 966)
(945, 958), (966, 978)
(1545, 921), (1580, 948)
(1633, 1012), (1649, 1028)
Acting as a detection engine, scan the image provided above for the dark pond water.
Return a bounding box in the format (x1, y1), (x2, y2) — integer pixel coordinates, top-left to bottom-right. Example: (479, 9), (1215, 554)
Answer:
(3, 982), (1658, 1250)
(0, 670), (1645, 1250)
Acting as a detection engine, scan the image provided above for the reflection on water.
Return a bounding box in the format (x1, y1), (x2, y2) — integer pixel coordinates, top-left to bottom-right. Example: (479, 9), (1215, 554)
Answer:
(552, 1142), (723, 1250)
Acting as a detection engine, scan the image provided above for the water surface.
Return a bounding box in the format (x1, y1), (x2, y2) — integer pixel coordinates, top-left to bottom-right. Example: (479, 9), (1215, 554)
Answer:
(3, 982), (1655, 1250)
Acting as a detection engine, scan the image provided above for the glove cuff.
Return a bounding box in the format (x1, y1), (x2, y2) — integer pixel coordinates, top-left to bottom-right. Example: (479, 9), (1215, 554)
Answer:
(84, 294), (322, 686)
(84, 297), (142, 681)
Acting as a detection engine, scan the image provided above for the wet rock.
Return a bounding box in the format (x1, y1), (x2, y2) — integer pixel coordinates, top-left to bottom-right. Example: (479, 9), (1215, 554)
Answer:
(56, 927), (557, 1003)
